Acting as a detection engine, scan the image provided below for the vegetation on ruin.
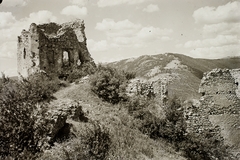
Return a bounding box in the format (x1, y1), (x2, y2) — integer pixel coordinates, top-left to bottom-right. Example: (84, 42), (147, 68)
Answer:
(0, 66), (236, 160)
(90, 65), (135, 104)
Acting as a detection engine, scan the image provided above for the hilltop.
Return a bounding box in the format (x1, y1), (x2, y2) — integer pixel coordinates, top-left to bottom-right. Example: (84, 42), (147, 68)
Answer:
(109, 53), (240, 99)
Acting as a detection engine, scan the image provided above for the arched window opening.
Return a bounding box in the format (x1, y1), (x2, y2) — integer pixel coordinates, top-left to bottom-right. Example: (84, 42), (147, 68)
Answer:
(63, 51), (70, 67)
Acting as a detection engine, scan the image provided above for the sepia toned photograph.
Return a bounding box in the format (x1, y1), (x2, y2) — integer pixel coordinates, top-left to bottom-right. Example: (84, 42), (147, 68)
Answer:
(0, 0), (239, 159)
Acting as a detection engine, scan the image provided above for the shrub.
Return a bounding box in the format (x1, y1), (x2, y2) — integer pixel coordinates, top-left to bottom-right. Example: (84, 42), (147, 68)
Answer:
(0, 73), (60, 158)
(39, 121), (111, 160)
(61, 62), (96, 83)
(90, 65), (130, 104)
(123, 71), (136, 80)
(126, 95), (232, 160)
(84, 121), (111, 160)
(180, 129), (229, 160)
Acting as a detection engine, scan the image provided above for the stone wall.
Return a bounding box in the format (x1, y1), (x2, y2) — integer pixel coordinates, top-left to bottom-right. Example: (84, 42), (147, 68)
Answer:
(127, 78), (168, 105)
(184, 68), (240, 156)
(17, 19), (95, 77)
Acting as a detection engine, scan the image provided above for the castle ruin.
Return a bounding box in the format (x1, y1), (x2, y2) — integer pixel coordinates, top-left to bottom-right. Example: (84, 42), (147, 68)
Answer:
(17, 19), (95, 77)
(184, 68), (240, 156)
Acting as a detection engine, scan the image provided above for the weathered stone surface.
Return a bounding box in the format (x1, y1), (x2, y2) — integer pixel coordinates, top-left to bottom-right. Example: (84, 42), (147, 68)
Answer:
(17, 19), (95, 77)
(126, 78), (168, 105)
(35, 100), (88, 150)
(184, 68), (240, 156)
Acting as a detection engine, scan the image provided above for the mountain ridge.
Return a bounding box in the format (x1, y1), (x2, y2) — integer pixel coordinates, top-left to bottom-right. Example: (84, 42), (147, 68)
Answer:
(109, 53), (240, 99)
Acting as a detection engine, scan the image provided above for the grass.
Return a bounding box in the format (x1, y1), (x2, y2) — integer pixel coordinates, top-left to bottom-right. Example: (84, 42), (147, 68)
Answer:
(40, 79), (186, 160)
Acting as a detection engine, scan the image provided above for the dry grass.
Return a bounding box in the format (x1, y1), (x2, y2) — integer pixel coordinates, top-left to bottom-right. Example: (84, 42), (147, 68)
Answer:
(42, 80), (186, 160)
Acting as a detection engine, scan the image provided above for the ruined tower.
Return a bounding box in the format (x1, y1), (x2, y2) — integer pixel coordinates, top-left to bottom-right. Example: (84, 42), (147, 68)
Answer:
(17, 19), (95, 77)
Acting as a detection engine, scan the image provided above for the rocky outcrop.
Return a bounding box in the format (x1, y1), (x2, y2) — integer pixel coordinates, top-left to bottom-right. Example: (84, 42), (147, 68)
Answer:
(35, 100), (88, 150)
(184, 68), (240, 157)
(17, 19), (95, 77)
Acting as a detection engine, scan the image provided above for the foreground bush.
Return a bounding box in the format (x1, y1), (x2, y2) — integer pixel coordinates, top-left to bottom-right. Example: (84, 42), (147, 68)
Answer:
(39, 121), (111, 160)
(0, 73), (61, 158)
(90, 65), (133, 104)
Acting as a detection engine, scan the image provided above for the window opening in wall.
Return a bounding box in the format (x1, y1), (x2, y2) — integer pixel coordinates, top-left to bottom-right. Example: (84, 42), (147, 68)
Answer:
(48, 51), (54, 66)
(63, 51), (70, 67)
(77, 59), (81, 66)
(23, 48), (26, 59)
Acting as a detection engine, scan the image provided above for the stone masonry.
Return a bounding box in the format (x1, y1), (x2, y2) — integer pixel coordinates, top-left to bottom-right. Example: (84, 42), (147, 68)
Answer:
(184, 68), (240, 156)
(127, 78), (168, 105)
(17, 19), (95, 77)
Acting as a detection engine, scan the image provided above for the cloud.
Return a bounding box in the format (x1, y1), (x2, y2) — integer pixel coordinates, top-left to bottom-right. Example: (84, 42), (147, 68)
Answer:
(203, 22), (240, 37)
(28, 10), (57, 24)
(189, 45), (240, 59)
(1, 0), (27, 7)
(95, 19), (141, 31)
(161, 36), (171, 41)
(0, 11), (57, 59)
(184, 35), (239, 48)
(184, 1), (240, 59)
(143, 4), (159, 13)
(69, 0), (87, 6)
(175, 44), (183, 48)
(0, 12), (16, 28)
(184, 35), (240, 59)
(137, 26), (173, 41)
(87, 39), (108, 52)
(193, 1), (240, 24)
(95, 19), (141, 37)
(0, 42), (17, 58)
(97, 0), (147, 7)
(95, 18), (173, 48)
(61, 5), (87, 17)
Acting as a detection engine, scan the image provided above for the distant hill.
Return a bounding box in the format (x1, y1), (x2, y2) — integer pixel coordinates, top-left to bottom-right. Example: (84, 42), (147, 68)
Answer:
(109, 53), (240, 100)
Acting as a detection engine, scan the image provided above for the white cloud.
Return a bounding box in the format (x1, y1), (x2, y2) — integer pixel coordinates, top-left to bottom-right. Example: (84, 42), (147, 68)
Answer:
(193, 1), (240, 24)
(96, 19), (141, 31)
(203, 22), (240, 37)
(0, 12), (16, 28)
(184, 1), (240, 59)
(61, 5), (87, 17)
(97, 0), (147, 7)
(87, 39), (108, 52)
(95, 18), (173, 48)
(161, 36), (171, 41)
(0, 11), (57, 59)
(175, 44), (183, 48)
(0, 42), (17, 58)
(1, 0), (27, 7)
(28, 10), (57, 24)
(189, 45), (240, 59)
(137, 26), (172, 41)
(184, 35), (239, 48)
(69, 0), (87, 6)
(143, 4), (159, 13)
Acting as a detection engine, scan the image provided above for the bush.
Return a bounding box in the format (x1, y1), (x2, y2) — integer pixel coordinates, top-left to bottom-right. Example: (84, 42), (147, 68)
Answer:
(39, 121), (111, 160)
(126, 96), (232, 160)
(60, 62), (96, 83)
(0, 73), (60, 158)
(84, 121), (111, 160)
(90, 65), (131, 104)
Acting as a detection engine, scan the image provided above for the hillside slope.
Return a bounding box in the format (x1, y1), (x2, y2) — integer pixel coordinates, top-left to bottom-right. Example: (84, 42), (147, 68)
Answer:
(39, 80), (186, 160)
(109, 53), (240, 100)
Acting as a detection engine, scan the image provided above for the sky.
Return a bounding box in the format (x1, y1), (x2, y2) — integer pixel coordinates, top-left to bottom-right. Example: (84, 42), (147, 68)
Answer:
(0, 0), (239, 76)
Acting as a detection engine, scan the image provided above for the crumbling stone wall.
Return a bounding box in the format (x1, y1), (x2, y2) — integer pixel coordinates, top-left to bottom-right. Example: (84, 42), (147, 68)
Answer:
(127, 78), (168, 105)
(184, 68), (240, 156)
(17, 19), (95, 77)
